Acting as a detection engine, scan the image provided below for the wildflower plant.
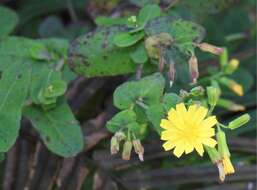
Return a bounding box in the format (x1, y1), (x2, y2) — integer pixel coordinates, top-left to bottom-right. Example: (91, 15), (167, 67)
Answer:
(0, 2), (252, 185)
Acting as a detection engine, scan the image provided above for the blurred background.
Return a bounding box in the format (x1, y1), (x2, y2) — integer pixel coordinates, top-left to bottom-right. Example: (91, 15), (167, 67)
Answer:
(0, 0), (256, 190)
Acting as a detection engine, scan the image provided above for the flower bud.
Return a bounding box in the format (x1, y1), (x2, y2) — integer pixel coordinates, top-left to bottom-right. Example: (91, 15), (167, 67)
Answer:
(224, 59), (239, 74)
(228, 114), (250, 130)
(219, 48), (228, 67)
(217, 99), (245, 112)
(179, 89), (189, 99)
(217, 128), (230, 157)
(190, 86), (204, 96)
(110, 136), (119, 155)
(188, 55), (199, 84)
(205, 146), (221, 164)
(168, 59), (176, 87)
(122, 141), (133, 160)
(115, 131), (126, 142)
(207, 86), (220, 106)
(197, 43), (224, 55)
(128, 15), (137, 23)
(219, 77), (244, 96)
(132, 139), (144, 161)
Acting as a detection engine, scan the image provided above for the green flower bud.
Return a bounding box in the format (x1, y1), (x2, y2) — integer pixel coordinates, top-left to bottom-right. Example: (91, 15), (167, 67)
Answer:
(217, 99), (245, 112)
(122, 141), (133, 160)
(207, 86), (220, 106)
(110, 136), (119, 155)
(190, 86), (205, 97)
(205, 146), (221, 164)
(217, 128), (230, 157)
(219, 48), (228, 67)
(228, 114), (250, 130)
(224, 59), (239, 74)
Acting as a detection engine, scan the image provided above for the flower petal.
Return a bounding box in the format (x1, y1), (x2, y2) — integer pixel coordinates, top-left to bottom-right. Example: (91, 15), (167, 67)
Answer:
(173, 143), (185, 158)
(201, 116), (217, 129)
(202, 138), (217, 147)
(193, 106), (208, 125)
(194, 142), (204, 156)
(160, 119), (171, 129)
(161, 130), (173, 140)
(184, 141), (194, 154)
(162, 140), (175, 151)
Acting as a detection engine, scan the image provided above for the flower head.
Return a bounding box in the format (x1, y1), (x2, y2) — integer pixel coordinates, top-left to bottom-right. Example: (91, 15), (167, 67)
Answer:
(160, 103), (218, 158)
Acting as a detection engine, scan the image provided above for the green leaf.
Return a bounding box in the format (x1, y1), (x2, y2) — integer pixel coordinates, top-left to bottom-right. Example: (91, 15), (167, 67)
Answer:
(23, 102), (84, 157)
(0, 6), (19, 37)
(163, 93), (182, 111)
(128, 123), (148, 140)
(169, 19), (205, 55)
(114, 31), (145, 47)
(130, 43), (148, 64)
(138, 4), (161, 26)
(69, 26), (154, 77)
(0, 61), (31, 152)
(146, 104), (165, 134)
(95, 16), (128, 26)
(114, 73), (165, 109)
(106, 109), (137, 133)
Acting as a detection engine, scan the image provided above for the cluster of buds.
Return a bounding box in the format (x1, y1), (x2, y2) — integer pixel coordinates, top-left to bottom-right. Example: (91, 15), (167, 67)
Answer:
(110, 131), (145, 161)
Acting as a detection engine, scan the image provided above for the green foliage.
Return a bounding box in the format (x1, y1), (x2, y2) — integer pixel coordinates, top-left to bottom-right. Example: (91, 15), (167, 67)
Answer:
(114, 31), (145, 47)
(113, 73), (165, 109)
(0, 6), (19, 37)
(24, 101), (84, 157)
(0, 61), (31, 152)
(130, 43), (148, 64)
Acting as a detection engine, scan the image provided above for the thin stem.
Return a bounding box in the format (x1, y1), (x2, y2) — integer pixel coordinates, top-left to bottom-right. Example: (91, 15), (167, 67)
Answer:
(135, 100), (148, 110)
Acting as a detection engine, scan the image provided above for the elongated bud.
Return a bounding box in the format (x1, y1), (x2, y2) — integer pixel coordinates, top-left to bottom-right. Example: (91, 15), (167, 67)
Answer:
(188, 55), (199, 84)
(115, 131), (126, 142)
(217, 99), (245, 111)
(122, 141), (133, 160)
(110, 136), (119, 155)
(219, 48), (228, 67)
(207, 86), (220, 106)
(224, 59), (239, 74)
(132, 139), (144, 161)
(190, 86), (204, 96)
(205, 146), (221, 164)
(217, 128), (230, 157)
(197, 43), (224, 55)
(219, 77), (244, 96)
(228, 114), (250, 130)
(168, 59), (175, 87)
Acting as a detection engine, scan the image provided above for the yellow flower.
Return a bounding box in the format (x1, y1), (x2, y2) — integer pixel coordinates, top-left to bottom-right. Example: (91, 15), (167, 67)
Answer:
(229, 59), (239, 69)
(222, 156), (235, 175)
(160, 103), (218, 158)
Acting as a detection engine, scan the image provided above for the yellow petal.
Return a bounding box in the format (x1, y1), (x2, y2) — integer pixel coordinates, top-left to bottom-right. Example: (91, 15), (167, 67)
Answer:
(199, 128), (215, 137)
(200, 116), (217, 129)
(176, 103), (187, 118)
(184, 141), (194, 154)
(162, 140), (175, 151)
(187, 105), (198, 116)
(193, 106), (208, 125)
(202, 138), (217, 147)
(173, 143), (185, 158)
(160, 130), (173, 140)
(194, 142), (204, 156)
(160, 119), (171, 129)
